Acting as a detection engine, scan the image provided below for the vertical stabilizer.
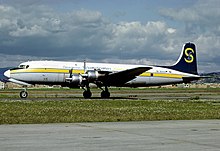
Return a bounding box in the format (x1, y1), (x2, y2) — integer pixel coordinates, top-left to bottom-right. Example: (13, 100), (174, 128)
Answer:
(169, 42), (198, 75)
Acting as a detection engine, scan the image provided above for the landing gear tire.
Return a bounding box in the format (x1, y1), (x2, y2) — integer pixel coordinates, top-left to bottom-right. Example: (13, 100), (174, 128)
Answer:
(20, 91), (28, 98)
(83, 90), (92, 99)
(101, 91), (110, 98)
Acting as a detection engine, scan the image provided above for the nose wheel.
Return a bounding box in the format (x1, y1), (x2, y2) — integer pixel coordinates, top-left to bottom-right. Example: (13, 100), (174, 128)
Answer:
(20, 90), (28, 98)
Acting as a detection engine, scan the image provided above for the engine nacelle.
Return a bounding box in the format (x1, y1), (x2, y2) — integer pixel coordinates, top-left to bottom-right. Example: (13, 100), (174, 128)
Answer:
(66, 70), (106, 87)
(66, 74), (83, 86)
(86, 70), (105, 82)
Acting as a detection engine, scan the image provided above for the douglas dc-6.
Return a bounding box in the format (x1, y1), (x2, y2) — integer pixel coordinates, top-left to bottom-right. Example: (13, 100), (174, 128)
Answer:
(3, 42), (201, 98)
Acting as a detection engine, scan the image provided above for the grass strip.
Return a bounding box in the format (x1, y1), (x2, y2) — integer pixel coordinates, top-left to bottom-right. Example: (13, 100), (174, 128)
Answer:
(1, 100), (220, 124)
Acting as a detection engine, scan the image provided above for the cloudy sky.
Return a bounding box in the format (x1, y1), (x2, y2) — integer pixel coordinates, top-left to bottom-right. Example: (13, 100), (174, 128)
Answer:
(0, 0), (219, 73)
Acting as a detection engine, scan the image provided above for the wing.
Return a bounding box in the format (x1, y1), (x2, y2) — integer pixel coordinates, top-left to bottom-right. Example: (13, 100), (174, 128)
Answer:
(99, 67), (151, 86)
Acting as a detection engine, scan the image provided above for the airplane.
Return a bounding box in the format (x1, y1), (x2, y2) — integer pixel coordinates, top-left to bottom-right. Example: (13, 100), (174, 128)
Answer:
(3, 42), (201, 98)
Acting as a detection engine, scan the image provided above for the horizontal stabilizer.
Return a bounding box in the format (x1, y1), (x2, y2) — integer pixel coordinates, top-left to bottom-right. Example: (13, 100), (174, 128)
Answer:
(182, 76), (211, 83)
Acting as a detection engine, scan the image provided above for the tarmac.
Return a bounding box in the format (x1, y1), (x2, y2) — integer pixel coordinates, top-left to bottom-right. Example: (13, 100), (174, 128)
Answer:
(1, 120), (220, 151)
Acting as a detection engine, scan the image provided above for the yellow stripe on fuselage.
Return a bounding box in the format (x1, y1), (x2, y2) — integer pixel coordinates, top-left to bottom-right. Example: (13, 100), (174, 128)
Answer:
(140, 72), (183, 79)
(11, 68), (183, 79)
(10, 68), (84, 74)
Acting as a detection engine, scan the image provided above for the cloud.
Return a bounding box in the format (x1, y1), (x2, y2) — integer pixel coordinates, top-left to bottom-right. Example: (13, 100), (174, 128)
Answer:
(160, 0), (220, 35)
(9, 25), (49, 37)
(106, 21), (177, 58)
(0, 4), (176, 58)
(0, 1), (219, 73)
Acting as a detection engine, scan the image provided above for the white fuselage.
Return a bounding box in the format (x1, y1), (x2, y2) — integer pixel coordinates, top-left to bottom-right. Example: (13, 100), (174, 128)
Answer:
(7, 60), (198, 87)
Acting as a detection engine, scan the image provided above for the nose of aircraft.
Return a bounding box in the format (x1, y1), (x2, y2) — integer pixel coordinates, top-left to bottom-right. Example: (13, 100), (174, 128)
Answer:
(0, 67), (11, 82)
(4, 69), (10, 78)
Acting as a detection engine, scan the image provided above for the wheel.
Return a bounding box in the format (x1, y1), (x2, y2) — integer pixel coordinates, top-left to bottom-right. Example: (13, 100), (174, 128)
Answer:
(20, 91), (28, 98)
(101, 91), (110, 98)
(83, 90), (92, 98)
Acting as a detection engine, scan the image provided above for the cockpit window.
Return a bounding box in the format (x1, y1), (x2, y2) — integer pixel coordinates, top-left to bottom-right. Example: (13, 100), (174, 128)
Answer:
(19, 65), (24, 68)
(19, 65), (29, 69)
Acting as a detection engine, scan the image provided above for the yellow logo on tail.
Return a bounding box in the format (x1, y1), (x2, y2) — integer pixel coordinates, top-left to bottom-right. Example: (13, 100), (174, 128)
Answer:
(184, 48), (194, 63)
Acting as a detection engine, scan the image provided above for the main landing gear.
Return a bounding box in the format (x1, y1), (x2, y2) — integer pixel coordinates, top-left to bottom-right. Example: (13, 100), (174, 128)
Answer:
(100, 86), (110, 98)
(82, 85), (110, 99)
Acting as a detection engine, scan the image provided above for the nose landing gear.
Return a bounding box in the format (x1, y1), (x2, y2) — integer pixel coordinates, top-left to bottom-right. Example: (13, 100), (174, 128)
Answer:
(20, 88), (28, 98)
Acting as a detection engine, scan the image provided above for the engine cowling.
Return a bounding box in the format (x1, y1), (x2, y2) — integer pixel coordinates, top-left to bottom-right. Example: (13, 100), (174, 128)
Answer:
(66, 74), (83, 86)
(86, 70), (105, 82)
(65, 70), (106, 88)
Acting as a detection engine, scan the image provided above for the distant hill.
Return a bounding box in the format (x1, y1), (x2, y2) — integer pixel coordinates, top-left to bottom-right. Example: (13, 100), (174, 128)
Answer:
(198, 72), (220, 83)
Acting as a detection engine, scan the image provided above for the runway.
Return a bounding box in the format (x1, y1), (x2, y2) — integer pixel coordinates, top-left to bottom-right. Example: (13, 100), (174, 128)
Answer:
(1, 120), (220, 151)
